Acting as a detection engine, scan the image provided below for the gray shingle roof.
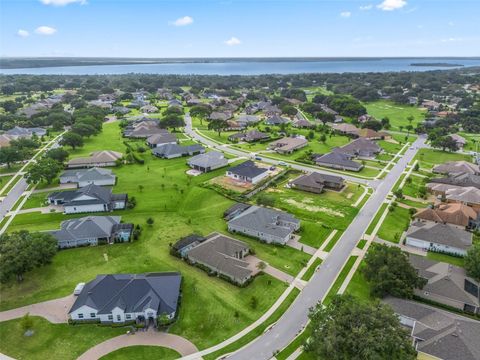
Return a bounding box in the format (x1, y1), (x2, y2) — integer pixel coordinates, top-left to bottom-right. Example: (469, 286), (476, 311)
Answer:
(335, 138), (381, 157)
(407, 222), (472, 250)
(48, 184), (114, 206)
(152, 143), (204, 158)
(187, 151), (228, 169)
(60, 168), (115, 183)
(430, 173), (480, 190)
(50, 215), (121, 242)
(227, 161), (268, 178)
(291, 172), (344, 190)
(433, 161), (480, 175)
(314, 151), (363, 170)
(69, 272), (182, 317)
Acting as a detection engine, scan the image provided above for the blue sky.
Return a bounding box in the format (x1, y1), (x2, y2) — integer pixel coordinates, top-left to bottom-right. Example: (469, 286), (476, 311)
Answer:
(1, 0), (479, 57)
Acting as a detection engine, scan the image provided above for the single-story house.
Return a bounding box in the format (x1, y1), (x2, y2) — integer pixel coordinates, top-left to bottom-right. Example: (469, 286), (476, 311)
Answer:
(236, 114), (260, 126)
(146, 132), (178, 148)
(446, 186), (480, 211)
(384, 297), (480, 359)
(408, 255), (480, 314)
(140, 104), (158, 113)
(290, 172), (345, 194)
(48, 184), (127, 214)
(168, 99), (183, 107)
(59, 168), (116, 188)
(171, 234), (207, 258)
(226, 161), (269, 184)
(5, 126), (46, 139)
(69, 272), (182, 325)
(187, 151), (228, 173)
(449, 134), (467, 150)
(405, 221), (473, 256)
(330, 123), (360, 137)
(292, 119), (314, 128)
(225, 120), (246, 131)
(227, 205), (300, 245)
(268, 137), (308, 154)
(227, 130), (270, 143)
(123, 119), (164, 138)
(314, 152), (363, 172)
(414, 203), (479, 230)
(357, 128), (382, 140)
(50, 215), (132, 249)
(429, 173), (480, 190)
(152, 143), (205, 159)
(67, 151), (123, 169)
(178, 232), (253, 286)
(335, 138), (381, 159)
(209, 111), (232, 121)
(264, 115), (289, 126)
(433, 161), (480, 176)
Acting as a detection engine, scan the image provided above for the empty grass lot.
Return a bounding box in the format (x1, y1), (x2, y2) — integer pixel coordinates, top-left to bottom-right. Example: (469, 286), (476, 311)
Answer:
(377, 206), (411, 243)
(364, 100), (426, 131)
(1, 122), (309, 350)
(414, 148), (472, 170)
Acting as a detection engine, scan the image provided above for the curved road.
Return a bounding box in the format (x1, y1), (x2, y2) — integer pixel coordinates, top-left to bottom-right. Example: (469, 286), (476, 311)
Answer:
(184, 113), (426, 360)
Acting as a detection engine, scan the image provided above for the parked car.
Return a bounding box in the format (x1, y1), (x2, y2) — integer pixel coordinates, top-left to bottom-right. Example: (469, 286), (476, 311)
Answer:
(278, 161), (287, 166)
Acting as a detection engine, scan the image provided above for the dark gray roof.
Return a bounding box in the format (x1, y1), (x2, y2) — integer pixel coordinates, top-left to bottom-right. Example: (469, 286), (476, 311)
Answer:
(224, 203), (251, 220)
(187, 151), (228, 169)
(430, 173), (480, 190)
(407, 222), (472, 250)
(265, 115), (289, 125)
(146, 132), (177, 145)
(227, 161), (268, 178)
(152, 143), (204, 157)
(51, 216), (121, 242)
(173, 234), (206, 251)
(384, 297), (480, 360)
(314, 151), (363, 170)
(228, 205), (299, 239)
(48, 184), (114, 206)
(335, 138), (381, 157)
(69, 272), (182, 317)
(291, 172), (344, 190)
(60, 168), (115, 183)
(186, 233), (252, 280)
(6, 126), (46, 137)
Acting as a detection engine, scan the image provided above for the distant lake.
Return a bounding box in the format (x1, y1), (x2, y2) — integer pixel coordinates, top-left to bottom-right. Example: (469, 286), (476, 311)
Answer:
(2, 58), (480, 75)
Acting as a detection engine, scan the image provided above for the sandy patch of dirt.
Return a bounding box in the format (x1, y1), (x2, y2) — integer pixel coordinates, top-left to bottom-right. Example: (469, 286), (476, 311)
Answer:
(284, 198), (344, 217)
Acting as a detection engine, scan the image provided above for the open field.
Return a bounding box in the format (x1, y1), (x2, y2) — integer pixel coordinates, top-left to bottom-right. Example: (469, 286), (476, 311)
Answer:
(364, 100), (426, 131)
(459, 132), (480, 152)
(413, 149), (472, 169)
(100, 346), (180, 360)
(0, 122), (308, 350)
(0, 316), (125, 360)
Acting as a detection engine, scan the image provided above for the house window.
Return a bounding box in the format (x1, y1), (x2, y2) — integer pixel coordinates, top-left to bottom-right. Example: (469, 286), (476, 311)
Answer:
(117, 315), (121, 321)
(78, 313), (84, 319)
(90, 313), (96, 318)
(126, 314), (131, 319)
(108, 315), (113, 320)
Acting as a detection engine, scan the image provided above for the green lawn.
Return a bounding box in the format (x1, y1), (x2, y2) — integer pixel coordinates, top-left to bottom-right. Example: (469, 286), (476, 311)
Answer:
(426, 252), (465, 267)
(377, 206), (411, 243)
(364, 100), (426, 131)
(378, 140), (404, 154)
(459, 132), (480, 152)
(22, 192), (49, 209)
(0, 175), (18, 196)
(100, 346), (180, 360)
(323, 256), (358, 305)
(0, 316), (125, 360)
(323, 230), (344, 252)
(402, 176), (426, 198)
(301, 258), (323, 281)
(275, 325), (312, 360)
(1, 122), (308, 350)
(344, 260), (374, 304)
(365, 202), (388, 235)
(357, 239), (367, 250)
(414, 148), (472, 170)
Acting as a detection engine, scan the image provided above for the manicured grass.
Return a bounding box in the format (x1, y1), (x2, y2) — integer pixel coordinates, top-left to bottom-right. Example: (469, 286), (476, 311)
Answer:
(323, 230), (344, 252)
(1, 122), (308, 350)
(0, 174), (14, 192)
(426, 252), (465, 267)
(357, 239), (367, 250)
(0, 316), (125, 360)
(0, 164), (22, 175)
(364, 100), (426, 131)
(100, 346), (180, 360)
(0, 175), (19, 196)
(203, 287), (301, 360)
(22, 192), (49, 209)
(365, 202), (388, 235)
(378, 140), (404, 154)
(402, 176), (426, 198)
(377, 206), (411, 243)
(397, 197), (428, 208)
(459, 132), (480, 152)
(344, 260), (374, 304)
(275, 325), (312, 360)
(414, 148), (472, 169)
(323, 256), (358, 305)
(299, 221), (332, 249)
(301, 258), (323, 281)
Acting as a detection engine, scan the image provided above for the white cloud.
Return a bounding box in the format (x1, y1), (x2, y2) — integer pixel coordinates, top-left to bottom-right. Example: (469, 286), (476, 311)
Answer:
(35, 26), (57, 35)
(360, 4), (373, 10)
(377, 0), (407, 11)
(17, 29), (30, 38)
(340, 11), (352, 18)
(171, 16), (194, 26)
(448, 21), (454, 26)
(441, 37), (463, 43)
(39, 0), (86, 6)
(225, 37), (241, 46)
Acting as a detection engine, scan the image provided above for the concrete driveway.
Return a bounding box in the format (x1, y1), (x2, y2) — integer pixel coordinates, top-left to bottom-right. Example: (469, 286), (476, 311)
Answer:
(77, 330), (199, 360)
(0, 295), (75, 324)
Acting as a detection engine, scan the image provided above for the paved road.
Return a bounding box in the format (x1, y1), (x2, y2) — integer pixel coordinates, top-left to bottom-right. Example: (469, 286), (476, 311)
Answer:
(226, 136), (427, 360)
(184, 113), (374, 187)
(0, 178), (27, 219)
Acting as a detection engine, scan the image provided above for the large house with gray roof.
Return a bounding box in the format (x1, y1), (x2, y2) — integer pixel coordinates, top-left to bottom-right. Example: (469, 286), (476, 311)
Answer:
(385, 297), (480, 360)
(59, 168), (116, 188)
(226, 161), (269, 184)
(290, 172), (344, 194)
(48, 184), (127, 214)
(69, 272), (181, 325)
(408, 256), (479, 314)
(227, 204), (300, 244)
(405, 221), (472, 256)
(334, 138), (381, 159)
(146, 132), (177, 148)
(429, 173), (480, 190)
(50, 215), (132, 249)
(67, 151), (123, 169)
(433, 161), (480, 176)
(187, 151), (228, 173)
(314, 151), (363, 172)
(5, 126), (46, 139)
(152, 143), (205, 159)
(174, 232), (253, 286)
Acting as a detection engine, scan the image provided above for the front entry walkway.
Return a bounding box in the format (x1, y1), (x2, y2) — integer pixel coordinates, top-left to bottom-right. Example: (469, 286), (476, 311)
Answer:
(77, 329), (199, 360)
(0, 295), (74, 324)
